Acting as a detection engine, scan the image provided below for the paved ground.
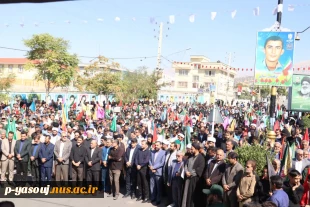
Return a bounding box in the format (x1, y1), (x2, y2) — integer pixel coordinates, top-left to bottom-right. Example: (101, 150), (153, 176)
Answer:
(2, 194), (167, 207)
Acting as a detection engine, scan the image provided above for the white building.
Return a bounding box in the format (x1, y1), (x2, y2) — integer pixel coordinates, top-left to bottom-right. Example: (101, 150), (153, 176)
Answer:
(158, 55), (237, 104)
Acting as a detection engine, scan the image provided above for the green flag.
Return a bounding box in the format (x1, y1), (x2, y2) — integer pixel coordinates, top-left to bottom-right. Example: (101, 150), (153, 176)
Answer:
(110, 116), (117, 132)
(6, 119), (17, 140)
(183, 126), (191, 152)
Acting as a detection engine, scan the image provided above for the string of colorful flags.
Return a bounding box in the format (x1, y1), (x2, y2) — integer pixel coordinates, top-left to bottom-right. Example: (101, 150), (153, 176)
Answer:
(173, 62), (310, 71)
(1, 4), (309, 27)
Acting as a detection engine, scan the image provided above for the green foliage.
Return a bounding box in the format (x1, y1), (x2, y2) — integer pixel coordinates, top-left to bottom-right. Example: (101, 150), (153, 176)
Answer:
(121, 66), (163, 102)
(0, 73), (15, 91)
(23, 33), (79, 96)
(302, 115), (310, 129)
(259, 86), (270, 99)
(77, 62), (162, 102)
(234, 144), (274, 175)
(77, 70), (123, 97)
(0, 93), (10, 103)
(75, 56), (124, 98)
(277, 87), (288, 96)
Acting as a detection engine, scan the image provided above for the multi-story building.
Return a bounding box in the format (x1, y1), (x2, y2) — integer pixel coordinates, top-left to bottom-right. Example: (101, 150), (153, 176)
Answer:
(0, 58), (125, 93)
(158, 55), (237, 103)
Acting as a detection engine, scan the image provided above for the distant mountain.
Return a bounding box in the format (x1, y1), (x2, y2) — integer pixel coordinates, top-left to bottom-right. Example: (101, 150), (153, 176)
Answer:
(234, 76), (254, 86)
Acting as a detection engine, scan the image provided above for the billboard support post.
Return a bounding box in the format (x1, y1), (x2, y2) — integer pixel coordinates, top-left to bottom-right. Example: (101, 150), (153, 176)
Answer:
(269, 0), (283, 129)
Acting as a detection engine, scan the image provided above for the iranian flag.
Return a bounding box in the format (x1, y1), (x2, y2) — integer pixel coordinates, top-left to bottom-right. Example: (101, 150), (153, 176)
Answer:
(282, 59), (292, 76)
(280, 141), (295, 176)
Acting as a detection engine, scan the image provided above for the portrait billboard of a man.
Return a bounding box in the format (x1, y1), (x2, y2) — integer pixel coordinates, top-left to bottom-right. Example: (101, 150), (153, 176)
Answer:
(290, 74), (310, 111)
(254, 31), (295, 87)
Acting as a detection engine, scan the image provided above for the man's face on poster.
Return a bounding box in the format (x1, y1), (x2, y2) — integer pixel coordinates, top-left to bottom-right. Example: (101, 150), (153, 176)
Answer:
(70, 97), (75, 104)
(301, 80), (310, 95)
(264, 40), (284, 66)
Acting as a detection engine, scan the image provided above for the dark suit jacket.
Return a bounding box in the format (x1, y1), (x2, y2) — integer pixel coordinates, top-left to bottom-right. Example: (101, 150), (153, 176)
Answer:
(283, 181), (304, 207)
(39, 143), (55, 168)
(197, 133), (208, 143)
(14, 139), (31, 162)
(29, 143), (41, 166)
(124, 145), (139, 167)
(204, 159), (226, 186)
(85, 147), (102, 171)
(188, 153), (205, 177)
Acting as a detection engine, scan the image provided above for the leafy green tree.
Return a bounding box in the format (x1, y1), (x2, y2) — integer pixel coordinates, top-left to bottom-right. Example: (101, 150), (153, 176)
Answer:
(24, 33), (79, 97)
(302, 114), (310, 129)
(235, 144), (274, 175)
(121, 66), (162, 102)
(277, 87), (287, 96)
(0, 73), (15, 91)
(0, 73), (15, 102)
(75, 56), (124, 99)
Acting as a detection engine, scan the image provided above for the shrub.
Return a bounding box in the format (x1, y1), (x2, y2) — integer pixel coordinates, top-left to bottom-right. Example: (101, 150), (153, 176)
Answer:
(235, 144), (274, 175)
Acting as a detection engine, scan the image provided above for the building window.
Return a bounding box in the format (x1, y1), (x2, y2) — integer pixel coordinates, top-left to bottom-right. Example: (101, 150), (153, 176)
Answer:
(8, 65), (13, 72)
(192, 83), (199, 88)
(171, 81), (175, 87)
(177, 81), (188, 88)
(179, 70), (188, 76)
(18, 65), (23, 73)
(0, 65), (3, 73)
(193, 75), (199, 81)
(205, 70), (214, 76)
(194, 64), (201, 69)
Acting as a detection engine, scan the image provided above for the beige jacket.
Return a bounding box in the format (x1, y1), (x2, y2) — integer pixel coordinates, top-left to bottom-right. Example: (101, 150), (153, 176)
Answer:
(1, 139), (16, 161)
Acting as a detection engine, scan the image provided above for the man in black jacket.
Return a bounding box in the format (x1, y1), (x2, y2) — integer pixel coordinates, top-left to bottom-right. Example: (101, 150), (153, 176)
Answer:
(283, 169), (304, 207)
(70, 136), (86, 186)
(85, 140), (102, 191)
(108, 139), (124, 200)
(29, 135), (41, 187)
(123, 138), (139, 199)
(135, 140), (151, 203)
(14, 131), (31, 186)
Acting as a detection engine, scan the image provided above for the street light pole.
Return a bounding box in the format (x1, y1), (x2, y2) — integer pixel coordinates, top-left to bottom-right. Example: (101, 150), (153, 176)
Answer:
(295, 26), (310, 41)
(276, 0), (283, 27)
(269, 0), (283, 128)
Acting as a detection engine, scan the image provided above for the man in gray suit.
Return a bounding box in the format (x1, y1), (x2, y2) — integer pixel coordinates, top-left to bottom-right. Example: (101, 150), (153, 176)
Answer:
(54, 132), (72, 184)
(14, 131), (31, 186)
(29, 134), (41, 186)
(292, 149), (310, 173)
(149, 141), (166, 205)
(1, 131), (16, 186)
(222, 152), (244, 207)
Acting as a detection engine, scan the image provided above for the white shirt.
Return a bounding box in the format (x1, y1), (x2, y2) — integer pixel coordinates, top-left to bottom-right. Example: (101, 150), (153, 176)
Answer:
(129, 147), (136, 163)
(59, 141), (65, 158)
(295, 160), (303, 173)
(91, 148), (95, 158)
(157, 135), (164, 143)
(137, 137), (145, 145)
(50, 135), (60, 145)
(211, 162), (219, 174)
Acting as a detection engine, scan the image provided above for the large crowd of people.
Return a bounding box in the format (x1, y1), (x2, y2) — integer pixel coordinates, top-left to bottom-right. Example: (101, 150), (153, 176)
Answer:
(0, 97), (310, 207)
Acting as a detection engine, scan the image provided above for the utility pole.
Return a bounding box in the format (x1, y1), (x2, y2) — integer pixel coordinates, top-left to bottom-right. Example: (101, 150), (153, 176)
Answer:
(156, 22), (163, 71)
(225, 52), (234, 105)
(269, 0), (283, 127)
(277, 0), (283, 27)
